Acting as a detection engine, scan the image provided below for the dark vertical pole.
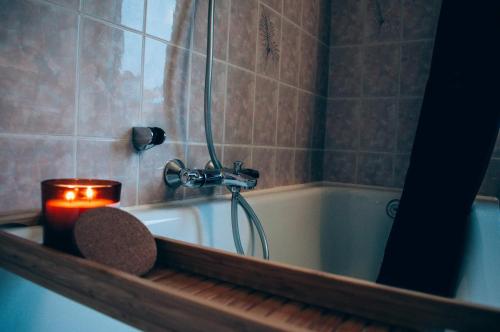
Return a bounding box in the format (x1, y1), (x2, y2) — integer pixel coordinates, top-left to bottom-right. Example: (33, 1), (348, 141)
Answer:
(377, 1), (500, 296)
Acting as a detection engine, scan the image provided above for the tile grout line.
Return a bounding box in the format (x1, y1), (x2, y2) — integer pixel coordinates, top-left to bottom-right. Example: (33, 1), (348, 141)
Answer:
(354, 0), (368, 185)
(250, 0), (261, 168)
(291, 0), (305, 185)
(392, 0), (405, 187)
(329, 37), (434, 49)
(136, 0), (148, 206)
(72, 2), (82, 178)
(272, 0), (284, 186)
(221, 0), (232, 166)
(185, 1), (195, 167)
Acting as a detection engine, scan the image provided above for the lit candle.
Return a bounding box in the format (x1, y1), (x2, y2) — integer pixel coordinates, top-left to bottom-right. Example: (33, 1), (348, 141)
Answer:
(41, 179), (121, 252)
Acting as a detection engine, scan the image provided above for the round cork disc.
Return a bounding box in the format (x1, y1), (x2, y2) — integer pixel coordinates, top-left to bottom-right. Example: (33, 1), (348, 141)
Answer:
(73, 207), (157, 276)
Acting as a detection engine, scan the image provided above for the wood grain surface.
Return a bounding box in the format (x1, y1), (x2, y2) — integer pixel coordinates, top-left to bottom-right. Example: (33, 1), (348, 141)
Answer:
(1, 230), (500, 331)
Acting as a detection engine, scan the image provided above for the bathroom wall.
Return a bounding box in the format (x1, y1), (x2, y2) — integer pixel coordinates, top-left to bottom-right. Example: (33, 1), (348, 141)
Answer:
(0, 0), (331, 214)
(324, 0), (500, 198)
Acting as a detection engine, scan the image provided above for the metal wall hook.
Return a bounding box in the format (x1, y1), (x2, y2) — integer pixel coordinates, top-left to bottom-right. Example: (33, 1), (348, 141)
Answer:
(132, 127), (166, 151)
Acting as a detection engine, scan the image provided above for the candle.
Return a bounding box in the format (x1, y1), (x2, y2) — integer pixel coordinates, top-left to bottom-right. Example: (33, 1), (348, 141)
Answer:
(41, 179), (121, 253)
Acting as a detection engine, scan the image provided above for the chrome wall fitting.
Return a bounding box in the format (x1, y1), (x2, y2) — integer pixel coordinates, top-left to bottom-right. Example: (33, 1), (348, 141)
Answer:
(132, 127), (166, 151)
(164, 159), (186, 188)
(164, 159), (259, 190)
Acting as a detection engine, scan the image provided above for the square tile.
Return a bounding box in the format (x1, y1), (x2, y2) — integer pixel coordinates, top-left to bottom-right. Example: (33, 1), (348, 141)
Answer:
(83, 0), (145, 31)
(359, 99), (397, 152)
(257, 4), (282, 80)
(142, 39), (190, 142)
(146, 0), (194, 48)
(403, 0), (442, 40)
(302, 0), (319, 36)
(325, 99), (361, 150)
(78, 19), (142, 138)
(330, 0), (364, 46)
(364, 0), (401, 42)
(252, 147), (276, 189)
(275, 149), (295, 186)
(400, 41), (434, 96)
(283, 0), (301, 25)
(254, 76), (278, 146)
(295, 91), (314, 148)
(228, 0), (258, 70)
(277, 84), (298, 147)
(294, 149), (311, 184)
(299, 32), (318, 93)
(224, 66), (255, 145)
(357, 153), (393, 186)
(0, 1), (77, 135)
(328, 46), (362, 98)
(323, 151), (357, 183)
(77, 139), (138, 206)
(0, 137), (74, 213)
(363, 44), (400, 97)
(189, 54), (226, 143)
(280, 20), (301, 86)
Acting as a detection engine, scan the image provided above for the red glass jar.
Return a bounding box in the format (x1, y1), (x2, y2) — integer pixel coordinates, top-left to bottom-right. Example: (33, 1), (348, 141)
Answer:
(41, 179), (121, 253)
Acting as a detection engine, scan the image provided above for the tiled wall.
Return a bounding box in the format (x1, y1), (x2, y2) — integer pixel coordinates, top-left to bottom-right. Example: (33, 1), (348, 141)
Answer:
(323, 0), (500, 198)
(0, 0), (330, 214)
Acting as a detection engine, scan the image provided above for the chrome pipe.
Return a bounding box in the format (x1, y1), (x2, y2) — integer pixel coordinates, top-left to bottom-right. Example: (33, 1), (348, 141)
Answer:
(204, 0), (222, 170)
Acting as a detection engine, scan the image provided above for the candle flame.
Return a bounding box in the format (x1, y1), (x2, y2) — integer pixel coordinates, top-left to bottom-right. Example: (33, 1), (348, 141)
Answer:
(85, 187), (95, 199)
(64, 191), (76, 201)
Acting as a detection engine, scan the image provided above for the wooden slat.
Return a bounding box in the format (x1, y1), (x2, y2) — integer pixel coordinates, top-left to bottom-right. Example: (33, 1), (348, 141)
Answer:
(287, 306), (324, 328)
(156, 272), (204, 290)
(308, 312), (344, 332)
(363, 323), (391, 332)
(228, 290), (268, 311)
(182, 278), (219, 295)
(194, 282), (235, 300)
(267, 301), (305, 322)
(334, 318), (366, 332)
(0, 231), (307, 332)
(143, 267), (177, 282)
(2, 229), (499, 331)
(247, 296), (288, 317)
(156, 236), (500, 331)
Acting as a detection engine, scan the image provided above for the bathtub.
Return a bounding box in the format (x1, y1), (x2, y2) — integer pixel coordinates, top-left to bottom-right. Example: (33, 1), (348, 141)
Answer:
(128, 183), (500, 308)
(1, 183), (499, 331)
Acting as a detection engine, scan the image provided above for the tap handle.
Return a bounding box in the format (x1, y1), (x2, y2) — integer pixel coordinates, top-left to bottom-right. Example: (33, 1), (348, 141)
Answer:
(239, 168), (259, 179)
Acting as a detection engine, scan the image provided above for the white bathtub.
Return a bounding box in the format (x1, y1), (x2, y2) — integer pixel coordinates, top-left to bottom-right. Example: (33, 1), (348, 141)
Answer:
(1, 183), (499, 331)
(127, 183), (500, 308)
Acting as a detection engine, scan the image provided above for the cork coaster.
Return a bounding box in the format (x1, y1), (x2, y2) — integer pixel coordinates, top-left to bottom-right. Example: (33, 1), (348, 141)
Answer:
(73, 207), (157, 276)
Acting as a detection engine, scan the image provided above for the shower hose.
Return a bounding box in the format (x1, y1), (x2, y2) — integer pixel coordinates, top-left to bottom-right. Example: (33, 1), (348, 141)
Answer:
(204, 0), (269, 260)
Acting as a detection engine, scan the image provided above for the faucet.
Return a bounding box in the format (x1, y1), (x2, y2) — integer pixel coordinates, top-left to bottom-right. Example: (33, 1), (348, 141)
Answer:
(164, 159), (259, 191)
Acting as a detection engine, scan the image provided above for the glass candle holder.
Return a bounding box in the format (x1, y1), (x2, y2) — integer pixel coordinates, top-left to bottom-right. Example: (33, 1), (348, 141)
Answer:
(41, 179), (121, 253)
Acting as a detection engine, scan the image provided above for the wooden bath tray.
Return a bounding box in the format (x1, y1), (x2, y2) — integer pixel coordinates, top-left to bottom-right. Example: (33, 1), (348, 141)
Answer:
(1, 230), (499, 331)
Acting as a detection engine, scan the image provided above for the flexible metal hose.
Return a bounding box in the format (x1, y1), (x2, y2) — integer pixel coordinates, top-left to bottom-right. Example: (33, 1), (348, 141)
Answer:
(205, 0), (269, 260)
(236, 193), (270, 259)
(204, 0), (222, 170)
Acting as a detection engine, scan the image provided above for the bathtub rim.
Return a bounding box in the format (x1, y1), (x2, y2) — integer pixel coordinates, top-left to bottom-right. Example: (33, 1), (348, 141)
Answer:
(124, 181), (498, 213)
